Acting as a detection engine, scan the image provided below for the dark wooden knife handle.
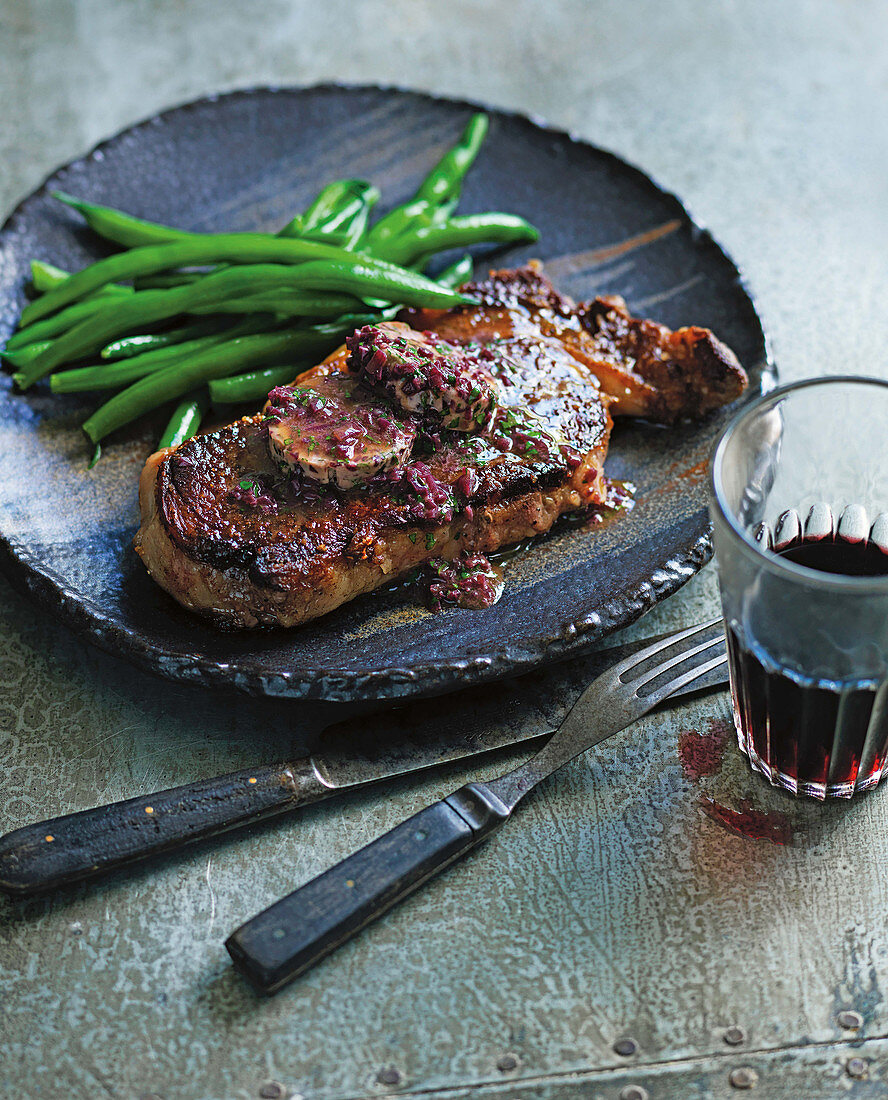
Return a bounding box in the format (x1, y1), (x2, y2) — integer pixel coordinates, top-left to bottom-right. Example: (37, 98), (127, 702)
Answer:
(226, 782), (510, 994)
(0, 759), (330, 895)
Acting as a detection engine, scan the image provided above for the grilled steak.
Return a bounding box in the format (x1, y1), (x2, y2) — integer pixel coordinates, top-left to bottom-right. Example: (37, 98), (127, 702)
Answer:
(136, 264), (747, 628)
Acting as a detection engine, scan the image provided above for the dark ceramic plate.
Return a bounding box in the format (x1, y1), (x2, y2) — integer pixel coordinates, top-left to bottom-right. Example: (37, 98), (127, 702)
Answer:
(0, 85), (771, 701)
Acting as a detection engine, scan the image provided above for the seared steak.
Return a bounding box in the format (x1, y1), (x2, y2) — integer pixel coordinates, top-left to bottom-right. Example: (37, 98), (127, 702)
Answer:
(136, 264), (747, 628)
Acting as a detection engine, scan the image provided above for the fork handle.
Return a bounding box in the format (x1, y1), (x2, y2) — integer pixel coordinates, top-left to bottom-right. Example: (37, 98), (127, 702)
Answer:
(226, 782), (510, 993)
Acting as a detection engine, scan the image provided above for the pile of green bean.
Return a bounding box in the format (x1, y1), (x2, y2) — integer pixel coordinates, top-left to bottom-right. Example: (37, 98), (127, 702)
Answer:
(1, 113), (540, 461)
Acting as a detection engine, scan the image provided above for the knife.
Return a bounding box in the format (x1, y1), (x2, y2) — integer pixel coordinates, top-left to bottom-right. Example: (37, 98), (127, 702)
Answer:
(0, 626), (728, 896)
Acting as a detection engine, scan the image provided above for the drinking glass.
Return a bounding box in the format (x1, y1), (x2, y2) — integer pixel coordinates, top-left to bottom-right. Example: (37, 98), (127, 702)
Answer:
(709, 376), (888, 799)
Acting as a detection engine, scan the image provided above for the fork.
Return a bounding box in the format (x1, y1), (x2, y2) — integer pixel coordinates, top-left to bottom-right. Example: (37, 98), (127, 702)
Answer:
(226, 618), (728, 993)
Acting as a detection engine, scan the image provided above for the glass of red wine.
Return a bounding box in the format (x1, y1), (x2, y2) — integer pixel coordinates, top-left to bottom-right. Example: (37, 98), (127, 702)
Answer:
(710, 376), (888, 799)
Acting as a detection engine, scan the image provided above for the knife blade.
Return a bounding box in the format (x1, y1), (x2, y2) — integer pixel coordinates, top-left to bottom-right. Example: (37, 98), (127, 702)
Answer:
(0, 626), (728, 895)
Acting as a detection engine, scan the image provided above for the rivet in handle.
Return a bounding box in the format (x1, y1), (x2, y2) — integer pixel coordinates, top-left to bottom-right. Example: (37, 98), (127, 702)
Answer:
(620, 1087), (649, 1100)
(729, 1066), (758, 1089)
(496, 1053), (519, 1072)
(837, 1010), (863, 1030)
(377, 1067), (401, 1087)
(613, 1037), (638, 1057)
(44, 835), (54, 843)
(145, 806), (154, 815)
(724, 1025), (746, 1045)
(847, 1057), (868, 1079)
(248, 777), (258, 785)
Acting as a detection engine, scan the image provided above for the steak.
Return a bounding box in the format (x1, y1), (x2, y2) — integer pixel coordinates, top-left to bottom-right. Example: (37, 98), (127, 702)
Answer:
(136, 264), (747, 628)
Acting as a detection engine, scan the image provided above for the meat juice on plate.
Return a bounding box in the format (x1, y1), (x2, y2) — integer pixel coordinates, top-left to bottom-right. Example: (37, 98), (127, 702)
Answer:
(728, 513), (888, 798)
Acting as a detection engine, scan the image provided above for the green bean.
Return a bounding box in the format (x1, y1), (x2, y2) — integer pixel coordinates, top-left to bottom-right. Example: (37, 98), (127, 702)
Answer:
(365, 198), (434, 249)
(339, 196), (377, 251)
(53, 191), (197, 248)
(435, 255), (473, 289)
(101, 318), (228, 359)
(30, 260), (131, 297)
(364, 114), (486, 247)
(414, 114), (489, 205)
(133, 272), (205, 291)
(206, 308), (399, 405)
(30, 260), (72, 292)
(25, 259), (132, 316)
(375, 213), (539, 268)
(55, 178), (381, 254)
(82, 323), (366, 443)
(49, 321), (266, 393)
(1, 340), (52, 368)
(299, 180), (377, 234)
(158, 392), (209, 449)
(186, 291), (365, 318)
(7, 289), (135, 351)
(18, 257), (457, 386)
(21, 235), (467, 325)
(208, 364), (302, 404)
(129, 185), (377, 314)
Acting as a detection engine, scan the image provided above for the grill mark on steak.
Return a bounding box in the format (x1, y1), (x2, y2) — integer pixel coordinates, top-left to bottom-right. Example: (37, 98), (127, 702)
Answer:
(136, 264), (746, 628)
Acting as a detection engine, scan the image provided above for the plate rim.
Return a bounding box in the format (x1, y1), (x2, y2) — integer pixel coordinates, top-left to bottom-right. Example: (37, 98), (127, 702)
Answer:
(0, 82), (774, 701)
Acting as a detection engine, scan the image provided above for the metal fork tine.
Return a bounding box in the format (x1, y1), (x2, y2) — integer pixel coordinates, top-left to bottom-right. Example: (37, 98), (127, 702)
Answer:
(629, 633), (725, 693)
(639, 652), (729, 707)
(606, 616), (723, 683)
(485, 620), (731, 812)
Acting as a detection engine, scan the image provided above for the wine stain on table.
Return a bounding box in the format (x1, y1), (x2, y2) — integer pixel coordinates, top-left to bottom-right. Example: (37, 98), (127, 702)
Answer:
(678, 716), (794, 844)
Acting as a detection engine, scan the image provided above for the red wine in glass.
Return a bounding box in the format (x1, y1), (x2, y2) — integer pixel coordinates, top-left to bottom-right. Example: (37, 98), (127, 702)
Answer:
(728, 514), (888, 799)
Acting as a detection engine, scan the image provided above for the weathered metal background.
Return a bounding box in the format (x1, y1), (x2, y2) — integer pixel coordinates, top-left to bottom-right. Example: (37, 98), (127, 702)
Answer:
(2, 1), (888, 1098)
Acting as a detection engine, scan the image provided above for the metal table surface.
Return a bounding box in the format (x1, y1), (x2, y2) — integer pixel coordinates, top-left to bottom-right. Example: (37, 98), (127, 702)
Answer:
(1, 2), (887, 1098)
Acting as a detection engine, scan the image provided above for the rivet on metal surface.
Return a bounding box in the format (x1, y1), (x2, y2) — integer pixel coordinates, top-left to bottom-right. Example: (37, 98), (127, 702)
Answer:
(724, 1026), (746, 1045)
(248, 776), (258, 784)
(613, 1038), (638, 1057)
(847, 1058), (868, 1080)
(44, 835), (54, 842)
(729, 1067), (758, 1089)
(496, 1052), (520, 1072)
(620, 1086), (649, 1100)
(145, 805), (154, 814)
(837, 1010), (864, 1030)
(376, 1067), (402, 1087)
(258, 1085), (286, 1100)
(272, 928), (286, 940)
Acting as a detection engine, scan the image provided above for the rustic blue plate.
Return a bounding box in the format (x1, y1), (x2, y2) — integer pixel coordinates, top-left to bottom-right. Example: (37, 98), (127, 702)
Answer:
(0, 85), (771, 701)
